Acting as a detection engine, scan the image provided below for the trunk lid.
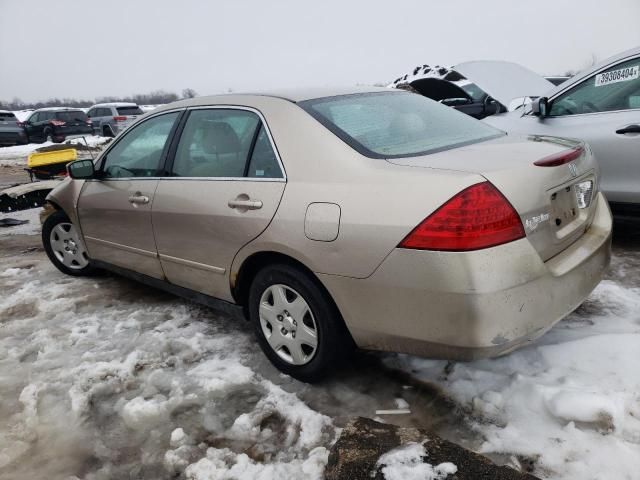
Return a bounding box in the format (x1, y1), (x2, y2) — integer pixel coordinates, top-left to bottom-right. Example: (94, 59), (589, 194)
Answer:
(453, 60), (555, 110)
(386, 134), (599, 261)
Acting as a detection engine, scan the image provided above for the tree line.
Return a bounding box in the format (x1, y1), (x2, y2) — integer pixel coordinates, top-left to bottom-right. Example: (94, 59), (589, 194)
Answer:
(0, 88), (198, 111)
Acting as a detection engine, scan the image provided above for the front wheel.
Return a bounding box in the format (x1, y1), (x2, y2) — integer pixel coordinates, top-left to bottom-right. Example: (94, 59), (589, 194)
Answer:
(248, 264), (352, 382)
(42, 210), (96, 276)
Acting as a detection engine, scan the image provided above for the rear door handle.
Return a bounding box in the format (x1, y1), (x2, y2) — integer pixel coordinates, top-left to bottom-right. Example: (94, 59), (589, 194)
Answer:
(128, 194), (150, 205)
(615, 124), (640, 135)
(228, 199), (263, 210)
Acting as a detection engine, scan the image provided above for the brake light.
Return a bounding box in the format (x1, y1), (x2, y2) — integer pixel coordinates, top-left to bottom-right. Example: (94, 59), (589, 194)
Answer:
(113, 116), (127, 122)
(534, 146), (583, 167)
(51, 120), (66, 126)
(398, 182), (525, 251)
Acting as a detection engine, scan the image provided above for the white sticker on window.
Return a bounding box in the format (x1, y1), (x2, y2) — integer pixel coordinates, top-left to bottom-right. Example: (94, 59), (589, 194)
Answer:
(595, 65), (639, 87)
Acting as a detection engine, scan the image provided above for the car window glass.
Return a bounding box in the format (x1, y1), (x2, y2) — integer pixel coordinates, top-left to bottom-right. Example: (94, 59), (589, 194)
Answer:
(117, 106), (143, 116)
(549, 58), (640, 116)
(247, 126), (282, 178)
(172, 109), (259, 178)
(300, 91), (503, 158)
(101, 112), (179, 178)
(29, 113), (39, 122)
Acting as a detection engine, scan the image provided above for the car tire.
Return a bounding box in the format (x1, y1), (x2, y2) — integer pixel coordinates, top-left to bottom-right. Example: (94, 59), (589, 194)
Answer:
(42, 210), (96, 277)
(248, 263), (352, 382)
(42, 127), (53, 143)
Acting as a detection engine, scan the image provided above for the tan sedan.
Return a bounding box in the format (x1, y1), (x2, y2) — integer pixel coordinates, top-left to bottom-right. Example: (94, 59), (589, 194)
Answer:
(43, 87), (612, 381)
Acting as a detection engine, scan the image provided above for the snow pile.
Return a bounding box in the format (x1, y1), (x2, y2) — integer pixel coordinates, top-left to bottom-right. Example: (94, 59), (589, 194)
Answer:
(0, 258), (335, 479)
(375, 442), (457, 480)
(387, 280), (640, 479)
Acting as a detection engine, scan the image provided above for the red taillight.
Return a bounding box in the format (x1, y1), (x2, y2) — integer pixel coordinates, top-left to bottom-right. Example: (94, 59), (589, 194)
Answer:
(534, 146), (583, 167)
(113, 116), (126, 122)
(51, 120), (66, 126)
(398, 182), (525, 251)
(17, 121), (24, 127)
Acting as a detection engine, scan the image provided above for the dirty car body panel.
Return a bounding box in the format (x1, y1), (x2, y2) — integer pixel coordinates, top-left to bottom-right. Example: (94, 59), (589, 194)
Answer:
(46, 87), (612, 364)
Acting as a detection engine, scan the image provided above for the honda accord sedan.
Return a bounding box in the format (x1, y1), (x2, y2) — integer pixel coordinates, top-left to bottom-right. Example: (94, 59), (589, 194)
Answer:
(42, 87), (612, 381)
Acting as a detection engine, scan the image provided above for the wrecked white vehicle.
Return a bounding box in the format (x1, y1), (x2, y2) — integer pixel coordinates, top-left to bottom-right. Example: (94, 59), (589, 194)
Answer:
(391, 61), (554, 119)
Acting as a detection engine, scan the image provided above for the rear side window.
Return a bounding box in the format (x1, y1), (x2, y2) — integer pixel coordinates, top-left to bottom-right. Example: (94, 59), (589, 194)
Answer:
(56, 111), (88, 122)
(117, 106), (143, 116)
(299, 91), (503, 159)
(172, 109), (275, 178)
(0, 112), (16, 120)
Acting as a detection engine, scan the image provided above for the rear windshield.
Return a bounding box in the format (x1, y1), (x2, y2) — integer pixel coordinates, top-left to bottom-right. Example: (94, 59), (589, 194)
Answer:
(117, 106), (143, 116)
(0, 112), (16, 120)
(56, 111), (89, 122)
(299, 91), (503, 159)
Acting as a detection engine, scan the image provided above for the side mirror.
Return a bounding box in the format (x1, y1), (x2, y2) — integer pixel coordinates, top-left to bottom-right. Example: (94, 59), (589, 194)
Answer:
(531, 97), (549, 117)
(67, 159), (95, 179)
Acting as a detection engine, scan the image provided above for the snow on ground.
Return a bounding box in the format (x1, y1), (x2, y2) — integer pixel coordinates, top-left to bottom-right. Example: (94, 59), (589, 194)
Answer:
(374, 442), (457, 480)
(0, 136), (111, 166)
(0, 208), (43, 236)
(386, 272), (640, 479)
(0, 252), (334, 479)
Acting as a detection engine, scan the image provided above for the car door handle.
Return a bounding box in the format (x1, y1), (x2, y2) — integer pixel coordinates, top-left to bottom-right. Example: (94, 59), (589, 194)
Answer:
(228, 199), (263, 210)
(128, 194), (150, 205)
(615, 124), (640, 135)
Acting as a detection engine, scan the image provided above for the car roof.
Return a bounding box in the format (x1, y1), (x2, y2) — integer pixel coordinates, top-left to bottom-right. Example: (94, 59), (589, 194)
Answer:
(91, 102), (139, 108)
(0, 110), (14, 114)
(35, 107), (85, 112)
(153, 86), (394, 113)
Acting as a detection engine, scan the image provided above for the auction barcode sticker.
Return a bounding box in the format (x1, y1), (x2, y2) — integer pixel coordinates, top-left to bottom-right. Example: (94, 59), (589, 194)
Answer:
(595, 65), (639, 87)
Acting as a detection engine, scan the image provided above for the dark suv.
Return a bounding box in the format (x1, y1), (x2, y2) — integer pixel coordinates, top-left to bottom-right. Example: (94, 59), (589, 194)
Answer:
(23, 108), (93, 143)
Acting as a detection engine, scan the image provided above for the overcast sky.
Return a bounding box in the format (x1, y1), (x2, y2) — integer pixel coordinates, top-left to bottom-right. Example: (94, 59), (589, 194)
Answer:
(1, 0), (639, 102)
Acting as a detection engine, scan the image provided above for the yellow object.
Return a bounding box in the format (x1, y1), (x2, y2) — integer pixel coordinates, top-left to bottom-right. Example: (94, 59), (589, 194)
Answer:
(27, 148), (77, 168)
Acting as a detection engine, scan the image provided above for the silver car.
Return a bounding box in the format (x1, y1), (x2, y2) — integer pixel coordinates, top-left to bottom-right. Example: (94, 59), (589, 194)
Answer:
(455, 48), (640, 215)
(42, 87), (612, 381)
(87, 102), (143, 137)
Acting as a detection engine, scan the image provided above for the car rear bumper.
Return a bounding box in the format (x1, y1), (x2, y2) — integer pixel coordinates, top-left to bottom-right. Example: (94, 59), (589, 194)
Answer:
(0, 131), (28, 145)
(319, 192), (612, 360)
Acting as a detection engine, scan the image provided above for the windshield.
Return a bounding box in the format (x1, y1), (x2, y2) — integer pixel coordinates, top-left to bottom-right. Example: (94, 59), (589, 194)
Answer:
(117, 106), (143, 116)
(299, 91), (503, 159)
(56, 111), (89, 122)
(458, 82), (486, 101)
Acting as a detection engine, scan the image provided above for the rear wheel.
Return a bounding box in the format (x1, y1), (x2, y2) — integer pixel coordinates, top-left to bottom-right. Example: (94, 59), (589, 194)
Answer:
(248, 263), (351, 382)
(43, 127), (53, 143)
(103, 125), (114, 137)
(42, 210), (96, 276)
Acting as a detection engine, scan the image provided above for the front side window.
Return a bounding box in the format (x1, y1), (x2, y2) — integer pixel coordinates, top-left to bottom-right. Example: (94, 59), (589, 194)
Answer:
(171, 109), (261, 178)
(299, 91), (503, 159)
(549, 57), (640, 116)
(101, 112), (179, 178)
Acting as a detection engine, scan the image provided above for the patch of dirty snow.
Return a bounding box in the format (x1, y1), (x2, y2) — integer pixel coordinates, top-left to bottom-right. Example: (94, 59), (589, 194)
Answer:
(0, 207), (42, 236)
(375, 442), (457, 480)
(0, 258), (335, 479)
(386, 280), (640, 479)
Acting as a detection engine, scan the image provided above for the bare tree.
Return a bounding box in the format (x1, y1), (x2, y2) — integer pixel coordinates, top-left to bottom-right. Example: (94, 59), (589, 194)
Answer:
(182, 88), (198, 99)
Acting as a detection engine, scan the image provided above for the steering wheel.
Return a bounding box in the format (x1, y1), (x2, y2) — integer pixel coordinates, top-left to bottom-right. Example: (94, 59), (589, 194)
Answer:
(581, 101), (599, 114)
